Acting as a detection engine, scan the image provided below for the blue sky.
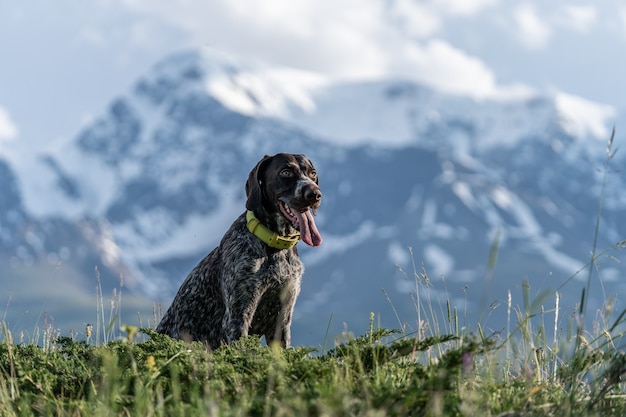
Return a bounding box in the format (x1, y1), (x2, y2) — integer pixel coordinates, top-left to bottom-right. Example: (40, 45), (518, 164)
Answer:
(1, 0), (625, 156)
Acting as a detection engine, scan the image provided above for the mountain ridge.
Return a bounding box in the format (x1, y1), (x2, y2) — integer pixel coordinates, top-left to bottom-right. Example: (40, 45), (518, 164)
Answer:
(2, 49), (625, 345)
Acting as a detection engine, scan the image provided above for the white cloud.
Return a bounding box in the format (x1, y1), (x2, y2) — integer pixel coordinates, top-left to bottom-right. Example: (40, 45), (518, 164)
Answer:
(227, 0), (321, 38)
(0, 107), (18, 141)
(399, 40), (498, 96)
(619, 6), (626, 38)
(120, 0), (390, 79)
(396, 39), (533, 99)
(119, 0), (528, 100)
(388, 0), (498, 39)
(513, 3), (551, 49)
(433, 0), (498, 16)
(558, 5), (597, 33)
(390, 0), (441, 39)
(79, 27), (109, 47)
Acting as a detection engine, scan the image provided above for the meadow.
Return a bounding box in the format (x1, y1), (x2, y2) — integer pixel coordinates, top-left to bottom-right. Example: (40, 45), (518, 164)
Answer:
(1, 232), (626, 417)
(1, 134), (626, 416)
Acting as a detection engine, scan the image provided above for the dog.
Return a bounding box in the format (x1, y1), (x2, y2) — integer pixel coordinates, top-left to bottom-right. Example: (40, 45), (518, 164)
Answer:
(156, 153), (323, 348)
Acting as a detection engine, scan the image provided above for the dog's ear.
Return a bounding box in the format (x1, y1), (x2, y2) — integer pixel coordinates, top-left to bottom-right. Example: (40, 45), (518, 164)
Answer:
(245, 155), (272, 211)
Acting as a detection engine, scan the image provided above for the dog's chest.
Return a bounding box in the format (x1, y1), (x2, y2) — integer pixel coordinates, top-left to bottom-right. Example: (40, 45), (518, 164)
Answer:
(255, 250), (303, 284)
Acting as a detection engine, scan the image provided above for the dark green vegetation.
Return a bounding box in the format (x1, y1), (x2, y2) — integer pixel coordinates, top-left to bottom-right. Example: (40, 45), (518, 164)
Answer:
(1, 297), (626, 417)
(1, 133), (626, 416)
(2, 249), (626, 417)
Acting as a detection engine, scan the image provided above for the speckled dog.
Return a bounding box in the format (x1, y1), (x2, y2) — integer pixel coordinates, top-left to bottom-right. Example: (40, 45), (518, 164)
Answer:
(156, 153), (323, 348)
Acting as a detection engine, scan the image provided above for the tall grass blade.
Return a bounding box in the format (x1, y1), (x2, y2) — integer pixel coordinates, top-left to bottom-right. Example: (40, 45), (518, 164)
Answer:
(479, 230), (500, 323)
(581, 127), (616, 328)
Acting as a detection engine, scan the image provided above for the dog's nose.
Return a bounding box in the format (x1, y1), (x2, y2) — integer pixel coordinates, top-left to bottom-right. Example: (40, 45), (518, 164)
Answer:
(305, 187), (322, 203)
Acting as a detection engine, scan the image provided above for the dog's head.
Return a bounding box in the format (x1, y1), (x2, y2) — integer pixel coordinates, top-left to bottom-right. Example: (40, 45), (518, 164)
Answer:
(246, 153), (322, 247)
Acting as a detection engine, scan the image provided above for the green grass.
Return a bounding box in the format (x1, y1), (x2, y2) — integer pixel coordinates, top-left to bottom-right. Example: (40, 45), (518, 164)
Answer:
(0, 297), (625, 417)
(1, 284), (626, 416)
(2, 234), (626, 417)
(1, 132), (626, 416)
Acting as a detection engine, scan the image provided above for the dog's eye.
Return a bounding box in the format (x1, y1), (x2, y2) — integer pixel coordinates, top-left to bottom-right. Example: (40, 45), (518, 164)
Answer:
(280, 169), (293, 177)
(309, 170), (317, 180)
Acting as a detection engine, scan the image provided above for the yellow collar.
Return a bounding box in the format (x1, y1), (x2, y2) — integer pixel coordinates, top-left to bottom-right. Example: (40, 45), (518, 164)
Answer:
(246, 210), (300, 250)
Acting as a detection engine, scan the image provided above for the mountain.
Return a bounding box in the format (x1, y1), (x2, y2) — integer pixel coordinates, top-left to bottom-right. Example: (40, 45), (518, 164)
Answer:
(3, 49), (625, 346)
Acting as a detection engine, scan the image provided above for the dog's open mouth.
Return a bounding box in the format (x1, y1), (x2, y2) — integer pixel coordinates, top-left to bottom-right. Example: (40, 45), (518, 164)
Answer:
(278, 200), (323, 247)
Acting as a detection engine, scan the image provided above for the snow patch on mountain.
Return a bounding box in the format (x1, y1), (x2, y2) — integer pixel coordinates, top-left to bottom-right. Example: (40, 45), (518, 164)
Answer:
(287, 82), (421, 147)
(554, 91), (616, 139)
(419, 200), (459, 240)
(534, 239), (585, 277)
(423, 244), (455, 277)
(14, 147), (117, 219)
(387, 241), (411, 266)
(112, 186), (241, 263)
(296, 269), (345, 318)
(0, 107), (18, 142)
(303, 221), (377, 267)
(206, 67), (327, 118)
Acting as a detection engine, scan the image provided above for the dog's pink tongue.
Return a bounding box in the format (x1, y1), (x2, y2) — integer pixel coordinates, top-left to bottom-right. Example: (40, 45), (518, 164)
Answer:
(294, 209), (322, 247)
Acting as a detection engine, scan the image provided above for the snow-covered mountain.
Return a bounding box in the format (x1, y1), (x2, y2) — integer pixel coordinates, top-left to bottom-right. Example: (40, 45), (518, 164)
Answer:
(3, 49), (625, 345)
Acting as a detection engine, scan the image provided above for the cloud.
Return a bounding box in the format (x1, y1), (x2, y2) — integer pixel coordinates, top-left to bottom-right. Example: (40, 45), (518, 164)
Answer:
(397, 39), (521, 98)
(79, 26), (109, 47)
(513, 3), (551, 49)
(433, 0), (498, 16)
(119, 0), (528, 100)
(388, 0), (499, 39)
(558, 5), (597, 33)
(390, 0), (441, 39)
(619, 6), (626, 38)
(0, 107), (18, 141)
(120, 0), (388, 78)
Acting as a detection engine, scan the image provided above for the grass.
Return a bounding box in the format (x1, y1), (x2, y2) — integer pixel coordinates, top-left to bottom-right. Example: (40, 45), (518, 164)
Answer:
(2, 246), (625, 415)
(1, 286), (626, 417)
(1, 133), (626, 416)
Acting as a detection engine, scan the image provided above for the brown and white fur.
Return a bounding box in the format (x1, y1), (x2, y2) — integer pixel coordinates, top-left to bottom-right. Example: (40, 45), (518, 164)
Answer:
(156, 153), (322, 348)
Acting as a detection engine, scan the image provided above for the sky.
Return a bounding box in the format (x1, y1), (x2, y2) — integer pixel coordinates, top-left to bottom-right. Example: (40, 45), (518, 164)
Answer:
(1, 0), (626, 159)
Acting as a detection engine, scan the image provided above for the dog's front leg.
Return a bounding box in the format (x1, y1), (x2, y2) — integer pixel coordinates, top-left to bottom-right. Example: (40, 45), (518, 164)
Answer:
(222, 281), (265, 344)
(267, 279), (300, 348)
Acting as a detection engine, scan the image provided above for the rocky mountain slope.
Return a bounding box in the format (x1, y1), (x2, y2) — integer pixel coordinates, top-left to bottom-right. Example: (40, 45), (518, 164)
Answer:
(2, 50), (625, 345)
